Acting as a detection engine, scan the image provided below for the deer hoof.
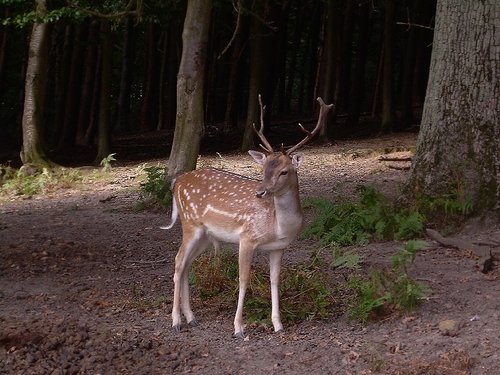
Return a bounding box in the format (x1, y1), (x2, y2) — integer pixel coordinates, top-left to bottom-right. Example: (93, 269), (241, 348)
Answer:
(233, 331), (246, 340)
(172, 324), (182, 333)
(188, 319), (200, 327)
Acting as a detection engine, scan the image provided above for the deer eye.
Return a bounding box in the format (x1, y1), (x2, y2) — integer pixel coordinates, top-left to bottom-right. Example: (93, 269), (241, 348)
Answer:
(280, 170), (288, 176)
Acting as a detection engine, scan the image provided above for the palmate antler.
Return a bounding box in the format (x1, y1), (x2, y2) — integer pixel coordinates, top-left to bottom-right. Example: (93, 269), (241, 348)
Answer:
(252, 95), (334, 155)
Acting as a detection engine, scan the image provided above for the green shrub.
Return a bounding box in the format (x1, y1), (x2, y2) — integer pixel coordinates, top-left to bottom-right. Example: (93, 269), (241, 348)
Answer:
(139, 166), (171, 208)
(346, 241), (429, 322)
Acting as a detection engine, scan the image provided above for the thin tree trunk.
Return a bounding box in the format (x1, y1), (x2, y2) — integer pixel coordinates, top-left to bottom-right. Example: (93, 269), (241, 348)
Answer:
(380, 0), (395, 133)
(58, 22), (87, 149)
(76, 20), (99, 145)
(347, 1), (370, 128)
(117, 16), (135, 132)
(167, 0), (212, 180)
(140, 21), (160, 132)
(223, 10), (247, 134)
(20, 0), (51, 168)
(94, 20), (112, 165)
(52, 24), (73, 148)
(0, 8), (9, 94)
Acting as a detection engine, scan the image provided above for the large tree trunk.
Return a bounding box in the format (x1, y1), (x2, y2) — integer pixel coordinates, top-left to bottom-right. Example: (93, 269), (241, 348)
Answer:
(20, 0), (51, 168)
(167, 0), (212, 180)
(406, 0), (499, 215)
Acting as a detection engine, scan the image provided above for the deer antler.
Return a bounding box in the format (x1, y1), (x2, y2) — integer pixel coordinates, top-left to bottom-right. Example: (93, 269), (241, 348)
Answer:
(285, 97), (334, 155)
(252, 94), (274, 153)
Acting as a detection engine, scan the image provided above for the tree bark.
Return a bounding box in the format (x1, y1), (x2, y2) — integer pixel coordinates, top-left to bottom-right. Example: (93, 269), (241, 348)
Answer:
(20, 0), (51, 168)
(167, 0), (212, 180)
(406, 0), (500, 215)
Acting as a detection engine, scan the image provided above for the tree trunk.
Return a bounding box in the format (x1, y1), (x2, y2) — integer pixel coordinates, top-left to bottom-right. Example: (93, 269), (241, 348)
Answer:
(406, 0), (500, 215)
(94, 20), (113, 165)
(140, 21), (160, 132)
(167, 0), (212, 180)
(58, 22), (87, 149)
(380, 0), (395, 133)
(117, 16), (135, 132)
(76, 20), (99, 145)
(241, 0), (280, 152)
(20, 0), (51, 168)
(223, 9), (247, 134)
(347, 1), (371, 128)
(319, 0), (341, 141)
(0, 7), (9, 94)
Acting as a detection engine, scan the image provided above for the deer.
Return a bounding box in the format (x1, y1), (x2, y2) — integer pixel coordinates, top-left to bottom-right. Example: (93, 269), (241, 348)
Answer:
(163, 96), (333, 338)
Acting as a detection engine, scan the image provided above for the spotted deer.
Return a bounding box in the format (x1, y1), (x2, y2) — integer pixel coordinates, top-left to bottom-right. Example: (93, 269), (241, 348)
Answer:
(163, 96), (333, 338)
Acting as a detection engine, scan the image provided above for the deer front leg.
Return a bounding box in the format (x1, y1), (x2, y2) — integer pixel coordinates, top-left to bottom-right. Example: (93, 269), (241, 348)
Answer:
(234, 241), (256, 338)
(269, 249), (284, 332)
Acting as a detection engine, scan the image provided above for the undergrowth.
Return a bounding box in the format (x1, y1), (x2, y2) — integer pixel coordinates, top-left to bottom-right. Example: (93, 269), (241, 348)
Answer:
(346, 240), (429, 323)
(190, 249), (333, 326)
(0, 154), (117, 197)
(302, 186), (425, 246)
(136, 165), (171, 209)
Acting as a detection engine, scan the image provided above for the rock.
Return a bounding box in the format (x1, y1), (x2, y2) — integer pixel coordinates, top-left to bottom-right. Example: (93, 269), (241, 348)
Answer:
(438, 319), (460, 336)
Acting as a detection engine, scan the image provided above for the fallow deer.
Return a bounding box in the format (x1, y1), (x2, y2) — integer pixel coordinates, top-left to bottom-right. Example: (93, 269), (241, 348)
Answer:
(163, 96), (333, 338)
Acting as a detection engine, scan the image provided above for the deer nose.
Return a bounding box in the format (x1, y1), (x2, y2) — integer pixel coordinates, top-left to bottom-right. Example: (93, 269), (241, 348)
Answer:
(255, 189), (267, 198)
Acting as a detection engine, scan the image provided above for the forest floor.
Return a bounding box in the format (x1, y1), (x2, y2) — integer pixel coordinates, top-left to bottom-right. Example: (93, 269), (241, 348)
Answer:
(1, 132), (499, 374)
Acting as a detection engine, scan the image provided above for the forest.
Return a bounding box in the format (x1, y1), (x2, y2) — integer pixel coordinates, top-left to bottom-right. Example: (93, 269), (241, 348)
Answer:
(1, 0), (435, 165)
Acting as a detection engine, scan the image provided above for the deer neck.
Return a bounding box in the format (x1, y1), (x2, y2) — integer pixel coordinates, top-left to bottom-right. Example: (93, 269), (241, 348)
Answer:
(272, 176), (303, 238)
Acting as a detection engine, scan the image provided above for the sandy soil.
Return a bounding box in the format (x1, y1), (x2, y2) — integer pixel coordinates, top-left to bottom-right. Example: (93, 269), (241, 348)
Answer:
(1, 133), (499, 374)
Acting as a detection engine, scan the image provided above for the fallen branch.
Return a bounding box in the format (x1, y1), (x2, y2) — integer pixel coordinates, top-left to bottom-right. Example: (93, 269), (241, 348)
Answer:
(379, 156), (412, 162)
(426, 228), (494, 273)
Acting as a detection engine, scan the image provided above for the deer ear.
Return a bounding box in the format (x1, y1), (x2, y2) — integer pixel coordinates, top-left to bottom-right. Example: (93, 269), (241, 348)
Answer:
(291, 153), (303, 168)
(248, 150), (267, 165)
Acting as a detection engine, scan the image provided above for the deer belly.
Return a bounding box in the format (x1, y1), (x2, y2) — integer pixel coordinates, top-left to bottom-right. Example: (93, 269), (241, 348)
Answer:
(204, 224), (242, 244)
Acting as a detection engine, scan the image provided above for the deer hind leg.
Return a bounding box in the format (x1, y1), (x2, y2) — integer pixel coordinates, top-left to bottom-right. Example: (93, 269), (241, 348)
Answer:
(172, 226), (209, 332)
(269, 249), (284, 332)
(233, 239), (257, 338)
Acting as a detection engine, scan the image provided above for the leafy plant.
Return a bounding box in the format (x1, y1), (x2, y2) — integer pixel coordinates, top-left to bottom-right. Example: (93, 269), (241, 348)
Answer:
(346, 241), (429, 322)
(302, 186), (425, 246)
(138, 166), (171, 208)
(100, 153), (116, 172)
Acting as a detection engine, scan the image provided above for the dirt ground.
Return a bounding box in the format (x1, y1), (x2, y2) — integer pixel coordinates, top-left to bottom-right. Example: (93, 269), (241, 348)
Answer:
(1, 133), (499, 374)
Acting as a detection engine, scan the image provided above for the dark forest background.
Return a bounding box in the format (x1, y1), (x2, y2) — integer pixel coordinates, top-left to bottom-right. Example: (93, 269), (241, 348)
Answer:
(0, 0), (436, 166)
